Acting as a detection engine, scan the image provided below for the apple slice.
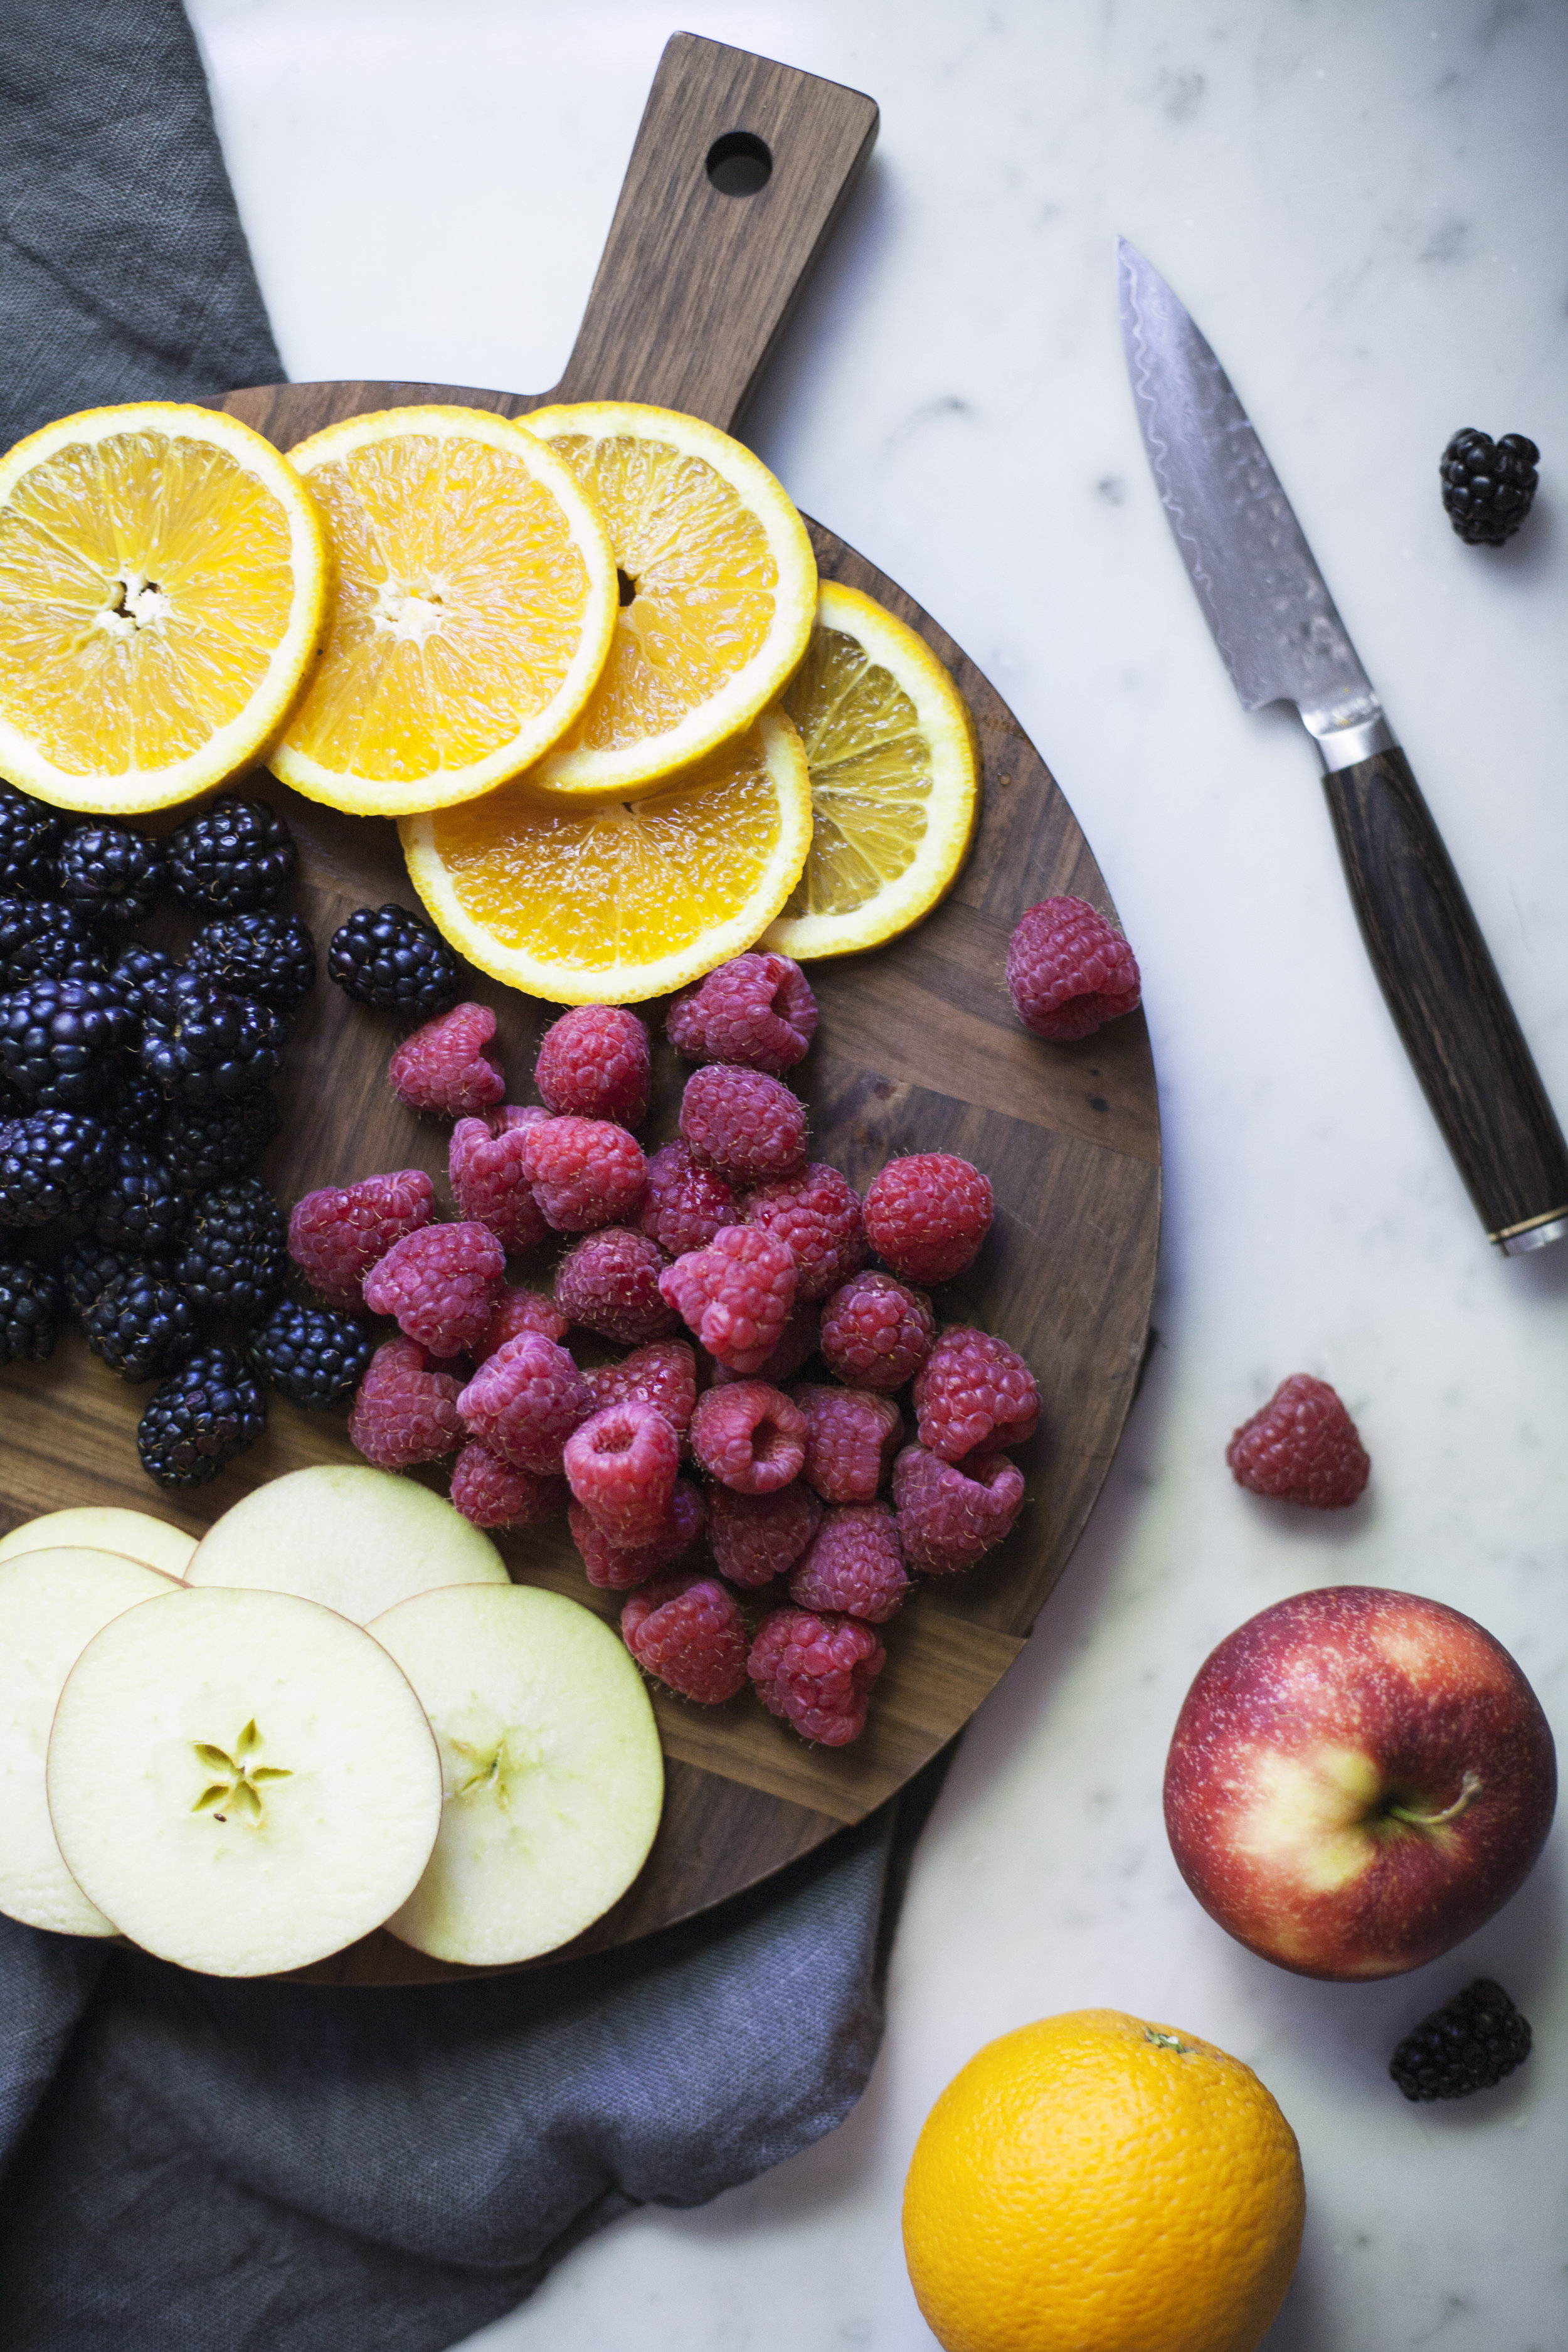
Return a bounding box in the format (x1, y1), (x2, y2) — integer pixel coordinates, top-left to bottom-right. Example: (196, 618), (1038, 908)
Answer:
(48, 1584), (443, 1976)
(187, 1464), (510, 1623)
(0, 1547), (179, 1936)
(369, 1583), (663, 1966)
(0, 1506), (196, 1579)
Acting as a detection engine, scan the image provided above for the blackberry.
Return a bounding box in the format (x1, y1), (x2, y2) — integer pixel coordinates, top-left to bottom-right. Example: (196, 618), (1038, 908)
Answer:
(327, 902), (462, 1016)
(161, 1088), (280, 1189)
(103, 1059), (169, 1147)
(140, 972), (283, 1107)
(90, 1139), (188, 1253)
(1440, 430), (1540, 546)
(247, 1297), (373, 1408)
(176, 1175), (287, 1323)
(56, 822), (166, 927)
(167, 793), (295, 913)
(0, 784), (61, 899)
(0, 1254), (63, 1360)
(137, 1343), (266, 1488)
(0, 898), (108, 984)
(60, 1232), (139, 1320)
(187, 911), (315, 1014)
(1390, 1979), (1532, 2101)
(0, 1111), (112, 1224)
(110, 941), (183, 1022)
(85, 1266), (196, 1382)
(0, 976), (133, 1110)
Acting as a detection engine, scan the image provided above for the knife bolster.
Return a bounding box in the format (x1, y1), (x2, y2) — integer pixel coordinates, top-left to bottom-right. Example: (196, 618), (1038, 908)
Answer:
(1310, 712), (1396, 772)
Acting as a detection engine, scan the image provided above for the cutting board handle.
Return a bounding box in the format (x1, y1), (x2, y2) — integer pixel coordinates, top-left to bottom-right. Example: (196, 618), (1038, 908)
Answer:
(544, 33), (877, 433)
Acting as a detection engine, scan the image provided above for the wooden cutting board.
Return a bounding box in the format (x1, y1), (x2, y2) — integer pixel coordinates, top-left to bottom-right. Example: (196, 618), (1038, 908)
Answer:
(0, 34), (1161, 1983)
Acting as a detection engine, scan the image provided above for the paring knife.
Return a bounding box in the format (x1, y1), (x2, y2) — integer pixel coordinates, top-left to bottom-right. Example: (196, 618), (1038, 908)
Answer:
(1116, 237), (1568, 1255)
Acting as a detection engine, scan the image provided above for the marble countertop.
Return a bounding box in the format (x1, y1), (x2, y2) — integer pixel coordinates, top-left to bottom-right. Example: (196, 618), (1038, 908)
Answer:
(188, 1), (1568, 2343)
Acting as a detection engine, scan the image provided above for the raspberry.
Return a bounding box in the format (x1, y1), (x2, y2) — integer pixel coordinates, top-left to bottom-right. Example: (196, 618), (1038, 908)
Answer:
(554, 1226), (677, 1344)
(679, 1063), (808, 1185)
(707, 1482), (823, 1588)
(569, 1479), (705, 1589)
(789, 1503), (908, 1623)
(476, 1284), (571, 1359)
(622, 1572), (750, 1705)
(863, 1153), (992, 1283)
(708, 1297), (822, 1388)
(388, 1002), (506, 1117)
(361, 1220), (506, 1356)
(517, 1115), (647, 1232)
(659, 1223), (797, 1373)
(1005, 894), (1142, 1042)
(743, 1162), (866, 1302)
(820, 1269), (935, 1390)
(892, 1443), (1025, 1572)
(790, 1384), (903, 1503)
(535, 1004), (650, 1127)
(457, 1332), (591, 1475)
(689, 1380), (807, 1494)
(583, 1338), (698, 1446)
(748, 1607), (885, 1745)
(563, 1399), (680, 1544)
(1226, 1374), (1370, 1508)
(347, 1336), (464, 1471)
(450, 1443), (568, 1530)
(448, 1108), (549, 1253)
(666, 952), (817, 1074)
(639, 1141), (738, 1258)
(913, 1326), (1040, 1462)
(287, 1169), (435, 1311)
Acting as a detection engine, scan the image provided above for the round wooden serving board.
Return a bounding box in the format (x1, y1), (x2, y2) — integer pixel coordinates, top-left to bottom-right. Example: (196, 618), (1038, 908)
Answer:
(0, 36), (1160, 1983)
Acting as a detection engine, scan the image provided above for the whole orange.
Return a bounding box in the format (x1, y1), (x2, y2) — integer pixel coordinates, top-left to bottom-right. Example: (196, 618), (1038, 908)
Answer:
(901, 2009), (1305, 2352)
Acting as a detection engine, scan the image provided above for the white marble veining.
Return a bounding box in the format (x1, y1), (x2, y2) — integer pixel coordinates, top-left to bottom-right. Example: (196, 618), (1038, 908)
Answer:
(189, 2), (1568, 2343)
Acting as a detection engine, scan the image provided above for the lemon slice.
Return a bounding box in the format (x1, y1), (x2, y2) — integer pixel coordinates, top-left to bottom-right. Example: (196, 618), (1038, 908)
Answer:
(0, 402), (327, 815)
(763, 580), (980, 961)
(270, 406), (617, 817)
(401, 706), (812, 1004)
(520, 401), (817, 798)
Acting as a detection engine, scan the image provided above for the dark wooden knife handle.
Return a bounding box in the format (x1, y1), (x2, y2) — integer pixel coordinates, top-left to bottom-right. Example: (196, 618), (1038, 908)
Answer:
(1321, 744), (1568, 1246)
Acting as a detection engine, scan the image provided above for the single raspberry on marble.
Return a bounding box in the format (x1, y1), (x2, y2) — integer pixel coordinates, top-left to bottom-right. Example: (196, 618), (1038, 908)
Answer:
(1006, 894), (1141, 1042)
(448, 1107), (550, 1253)
(748, 1606), (885, 1745)
(457, 1331), (591, 1475)
(790, 1383), (903, 1504)
(709, 1296), (821, 1388)
(679, 1062), (808, 1185)
(892, 1443), (1025, 1572)
(569, 1480), (705, 1589)
(347, 1336), (464, 1471)
(475, 1283), (570, 1360)
(361, 1220), (505, 1357)
(288, 1168), (435, 1311)
(1226, 1373), (1370, 1508)
(517, 1115), (647, 1232)
(863, 1153), (993, 1283)
(666, 952), (817, 1074)
(583, 1338), (697, 1446)
(535, 1004), (650, 1127)
(789, 1503), (909, 1624)
(563, 1398), (681, 1544)
(914, 1325), (1040, 1462)
(554, 1226), (677, 1344)
(820, 1269), (935, 1391)
(388, 1001), (506, 1116)
(743, 1162), (866, 1302)
(450, 1441), (568, 1530)
(659, 1223), (797, 1373)
(689, 1379), (807, 1494)
(707, 1481), (824, 1588)
(622, 1572), (750, 1705)
(639, 1141), (738, 1258)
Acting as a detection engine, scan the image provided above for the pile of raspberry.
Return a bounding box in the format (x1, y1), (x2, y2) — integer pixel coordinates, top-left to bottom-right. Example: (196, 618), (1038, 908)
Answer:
(289, 950), (1040, 1749)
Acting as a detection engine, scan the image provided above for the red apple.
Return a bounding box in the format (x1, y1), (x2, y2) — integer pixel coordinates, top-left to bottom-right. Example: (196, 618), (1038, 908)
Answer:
(1163, 1586), (1555, 1981)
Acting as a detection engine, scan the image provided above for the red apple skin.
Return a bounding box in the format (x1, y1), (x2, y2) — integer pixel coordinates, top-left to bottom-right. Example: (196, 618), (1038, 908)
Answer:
(1163, 1586), (1555, 1981)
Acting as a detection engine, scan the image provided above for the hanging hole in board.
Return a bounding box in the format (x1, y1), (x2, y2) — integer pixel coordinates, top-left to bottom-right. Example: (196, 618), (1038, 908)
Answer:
(706, 131), (772, 198)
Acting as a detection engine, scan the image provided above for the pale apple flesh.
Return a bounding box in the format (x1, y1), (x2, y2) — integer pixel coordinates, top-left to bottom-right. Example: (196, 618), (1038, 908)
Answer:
(1163, 1585), (1556, 1980)
(0, 1506), (196, 1579)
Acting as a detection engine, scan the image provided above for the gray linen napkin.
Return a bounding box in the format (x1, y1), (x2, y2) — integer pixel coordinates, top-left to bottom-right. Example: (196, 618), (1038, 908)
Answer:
(0, 5), (936, 2343)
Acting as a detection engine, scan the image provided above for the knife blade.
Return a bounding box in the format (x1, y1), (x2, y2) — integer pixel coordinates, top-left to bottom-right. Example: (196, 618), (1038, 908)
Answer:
(1116, 236), (1568, 1256)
